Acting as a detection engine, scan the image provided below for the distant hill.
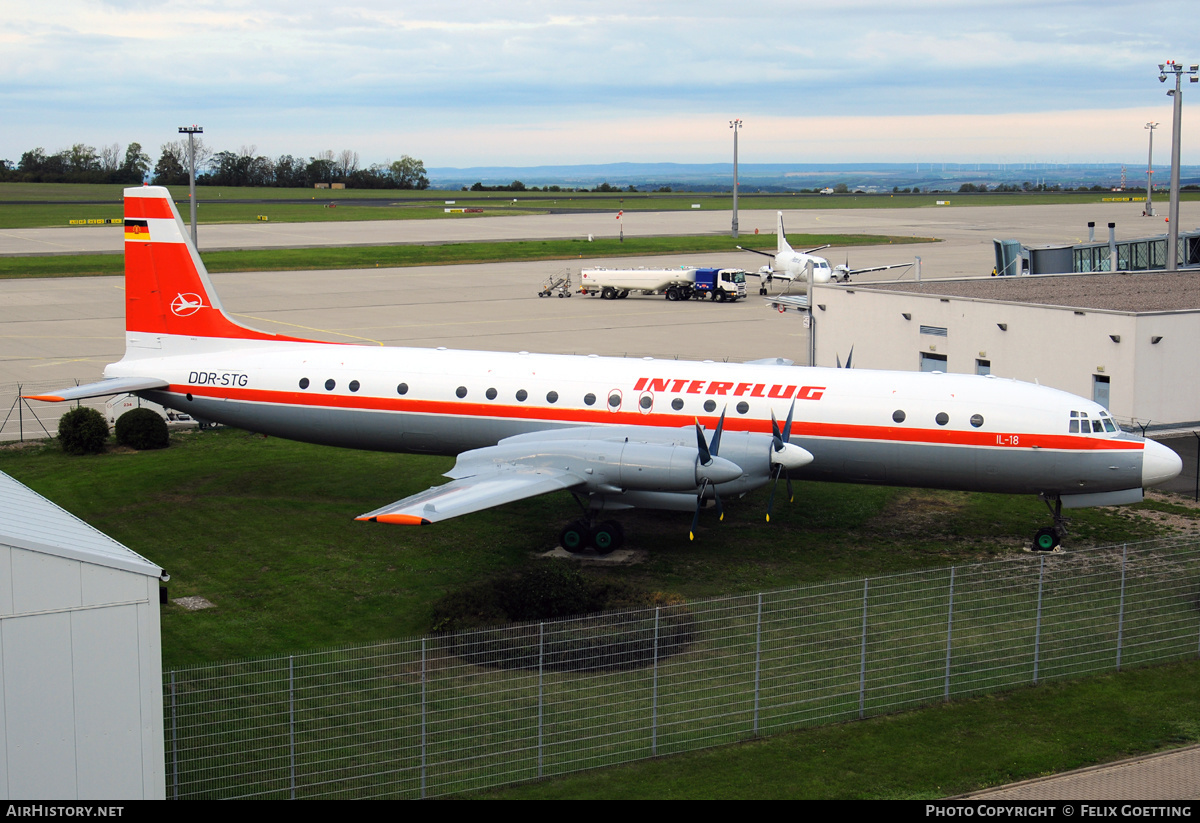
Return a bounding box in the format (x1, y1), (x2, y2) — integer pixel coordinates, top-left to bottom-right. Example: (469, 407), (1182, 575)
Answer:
(427, 162), (1200, 193)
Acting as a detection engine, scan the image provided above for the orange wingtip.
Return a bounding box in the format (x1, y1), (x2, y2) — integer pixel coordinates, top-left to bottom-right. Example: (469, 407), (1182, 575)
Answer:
(356, 514), (431, 526)
(22, 394), (65, 402)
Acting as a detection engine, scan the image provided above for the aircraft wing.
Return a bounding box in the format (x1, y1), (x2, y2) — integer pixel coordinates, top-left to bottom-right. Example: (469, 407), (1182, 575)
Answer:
(24, 376), (170, 402)
(844, 262), (913, 276)
(736, 245), (775, 259)
(357, 466), (584, 525)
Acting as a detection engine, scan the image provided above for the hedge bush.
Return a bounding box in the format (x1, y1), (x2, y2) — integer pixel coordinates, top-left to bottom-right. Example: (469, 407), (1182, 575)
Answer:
(431, 563), (695, 672)
(57, 407), (109, 455)
(115, 407), (170, 450)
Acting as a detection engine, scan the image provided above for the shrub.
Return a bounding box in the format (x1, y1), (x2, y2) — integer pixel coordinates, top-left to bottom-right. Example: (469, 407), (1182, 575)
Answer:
(57, 406), (108, 455)
(115, 407), (170, 450)
(430, 564), (695, 671)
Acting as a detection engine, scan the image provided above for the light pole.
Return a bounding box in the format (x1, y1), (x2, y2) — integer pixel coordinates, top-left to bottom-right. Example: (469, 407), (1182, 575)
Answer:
(178, 125), (203, 246)
(1157, 61), (1197, 270)
(1144, 122), (1158, 217)
(730, 119), (742, 238)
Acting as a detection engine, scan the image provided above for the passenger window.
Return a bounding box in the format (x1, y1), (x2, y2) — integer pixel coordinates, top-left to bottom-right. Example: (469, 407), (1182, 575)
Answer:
(349, 380), (360, 393)
(456, 386), (467, 398)
(935, 412), (949, 426)
(736, 401), (749, 415)
(325, 379), (335, 391)
(299, 378), (310, 390)
(547, 391), (559, 404)
(892, 410), (905, 423)
(970, 414), (983, 428)
(671, 398), (684, 411)
(516, 390), (528, 402)
(703, 400), (716, 413)
(397, 383), (408, 395)
(584, 393), (596, 406)
(486, 387), (497, 400)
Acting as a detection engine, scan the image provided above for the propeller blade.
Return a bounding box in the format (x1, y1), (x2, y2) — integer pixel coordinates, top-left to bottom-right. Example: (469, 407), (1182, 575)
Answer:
(689, 478), (710, 540)
(845, 345), (854, 369)
(782, 400), (795, 443)
(694, 418), (712, 466)
(710, 407), (726, 456)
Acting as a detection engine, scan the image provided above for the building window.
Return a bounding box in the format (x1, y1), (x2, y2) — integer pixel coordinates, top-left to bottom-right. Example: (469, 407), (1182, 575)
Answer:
(1093, 375), (1110, 410)
(976, 359), (990, 376)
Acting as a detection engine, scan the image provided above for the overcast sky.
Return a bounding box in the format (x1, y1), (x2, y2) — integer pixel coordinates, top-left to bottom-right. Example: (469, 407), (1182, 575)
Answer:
(5, 1), (1198, 168)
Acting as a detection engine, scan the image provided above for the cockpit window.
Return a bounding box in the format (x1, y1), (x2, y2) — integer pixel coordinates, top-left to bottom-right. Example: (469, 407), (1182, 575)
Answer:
(1069, 409), (1116, 435)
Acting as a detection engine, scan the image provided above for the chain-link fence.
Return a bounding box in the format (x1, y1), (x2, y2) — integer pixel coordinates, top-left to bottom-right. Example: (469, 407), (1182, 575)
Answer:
(163, 537), (1200, 799)
(0, 380), (107, 442)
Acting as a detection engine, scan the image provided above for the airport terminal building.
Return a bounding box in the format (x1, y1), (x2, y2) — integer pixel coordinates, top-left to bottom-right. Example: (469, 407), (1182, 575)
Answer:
(809, 271), (1200, 431)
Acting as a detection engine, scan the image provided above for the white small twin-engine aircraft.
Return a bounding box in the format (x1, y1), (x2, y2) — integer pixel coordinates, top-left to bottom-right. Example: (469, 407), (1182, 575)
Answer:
(739, 211), (913, 294)
(29, 188), (1182, 553)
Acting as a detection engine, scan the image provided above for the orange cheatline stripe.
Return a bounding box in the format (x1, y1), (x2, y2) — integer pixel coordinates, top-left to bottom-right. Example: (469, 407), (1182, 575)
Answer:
(167, 384), (1146, 453)
(124, 197), (174, 220)
(23, 394), (66, 402)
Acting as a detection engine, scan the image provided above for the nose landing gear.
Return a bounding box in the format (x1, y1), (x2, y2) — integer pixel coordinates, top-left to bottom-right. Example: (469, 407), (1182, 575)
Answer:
(1031, 494), (1069, 553)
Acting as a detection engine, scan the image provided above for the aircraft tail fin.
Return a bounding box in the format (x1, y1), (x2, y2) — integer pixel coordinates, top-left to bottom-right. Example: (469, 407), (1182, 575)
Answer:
(123, 186), (313, 343)
(776, 211), (793, 255)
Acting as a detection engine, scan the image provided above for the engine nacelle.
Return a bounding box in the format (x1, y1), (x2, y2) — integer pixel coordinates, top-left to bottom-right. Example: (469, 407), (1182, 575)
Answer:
(449, 438), (743, 494)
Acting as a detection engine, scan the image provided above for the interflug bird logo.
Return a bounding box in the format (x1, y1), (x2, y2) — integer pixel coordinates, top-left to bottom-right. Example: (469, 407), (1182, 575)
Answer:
(170, 292), (205, 317)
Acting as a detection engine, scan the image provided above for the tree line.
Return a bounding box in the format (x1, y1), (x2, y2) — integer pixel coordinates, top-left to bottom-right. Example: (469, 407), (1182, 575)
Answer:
(0, 140), (428, 190)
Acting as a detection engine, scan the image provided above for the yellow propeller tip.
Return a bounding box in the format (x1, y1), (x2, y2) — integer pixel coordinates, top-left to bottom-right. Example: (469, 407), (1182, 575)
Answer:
(765, 514), (771, 522)
(689, 532), (695, 541)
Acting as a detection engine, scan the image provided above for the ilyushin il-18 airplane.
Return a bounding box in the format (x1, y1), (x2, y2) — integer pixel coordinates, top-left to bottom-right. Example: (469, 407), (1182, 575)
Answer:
(738, 211), (912, 294)
(29, 187), (1182, 554)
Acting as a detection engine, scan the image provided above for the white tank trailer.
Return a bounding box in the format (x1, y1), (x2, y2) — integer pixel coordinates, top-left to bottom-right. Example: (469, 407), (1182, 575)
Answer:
(579, 267), (747, 302)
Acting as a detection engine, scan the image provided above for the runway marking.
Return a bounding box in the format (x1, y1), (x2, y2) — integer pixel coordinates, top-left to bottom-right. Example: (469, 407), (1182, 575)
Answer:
(233, 314), (385, 346)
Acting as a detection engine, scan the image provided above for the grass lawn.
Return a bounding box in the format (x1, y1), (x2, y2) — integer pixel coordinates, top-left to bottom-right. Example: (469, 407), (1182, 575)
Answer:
(0, 232), (931, 279)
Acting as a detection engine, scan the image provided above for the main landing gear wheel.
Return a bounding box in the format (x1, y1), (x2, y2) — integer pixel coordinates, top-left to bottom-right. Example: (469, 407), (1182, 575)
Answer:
(559, 520), (591, 553)
(591, 520), (625, 555)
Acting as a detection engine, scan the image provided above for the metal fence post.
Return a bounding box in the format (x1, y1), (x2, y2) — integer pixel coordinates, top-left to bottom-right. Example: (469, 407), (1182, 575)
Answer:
(753, 593), (762, 736)
(169, 670), (178, 800)
(652, 606), (659, 757)
(859, 579), (869, 719)
(289, 655), (296, 799)
(944, 567), (956, 701)
(1117, 544), (1127, 671)
(420, 638), (427, 799)
(538, 622), (544, 779)
(1034, 556), (1044, 684)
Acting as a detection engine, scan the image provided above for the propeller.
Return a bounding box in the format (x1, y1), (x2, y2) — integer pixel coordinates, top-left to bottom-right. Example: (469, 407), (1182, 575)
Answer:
(765, 401), (815, 523)
(690, 408), (728, 541)
(835, 345), (854, 369)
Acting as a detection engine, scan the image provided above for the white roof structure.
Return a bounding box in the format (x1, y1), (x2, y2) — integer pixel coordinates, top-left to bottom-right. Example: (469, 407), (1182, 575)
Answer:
(0, 470), (163, 578)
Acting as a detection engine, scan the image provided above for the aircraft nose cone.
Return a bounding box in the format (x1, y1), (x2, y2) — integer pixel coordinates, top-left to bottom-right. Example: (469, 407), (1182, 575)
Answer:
(1142, 439), (1183, 488)
(698, 455), (743, 485)
(771, 442), (815, 470)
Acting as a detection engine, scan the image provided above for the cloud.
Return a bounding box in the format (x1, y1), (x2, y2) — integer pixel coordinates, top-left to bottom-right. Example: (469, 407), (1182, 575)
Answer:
(3, 1), (1198, 165)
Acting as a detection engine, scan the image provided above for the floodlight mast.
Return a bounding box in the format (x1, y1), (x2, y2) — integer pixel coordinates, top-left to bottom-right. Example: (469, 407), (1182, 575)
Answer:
(178, 125), (203, 246)
(1157, 62), (1197, 271)
(1145, 122), (1158, 217)
(730, 119), (742, 238)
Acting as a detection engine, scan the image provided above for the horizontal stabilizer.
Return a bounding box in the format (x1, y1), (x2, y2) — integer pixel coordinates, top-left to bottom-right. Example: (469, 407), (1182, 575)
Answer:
(357, 467), (583, 525)
(24, 376), (170, 402)
(765, 295), (809, 311)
